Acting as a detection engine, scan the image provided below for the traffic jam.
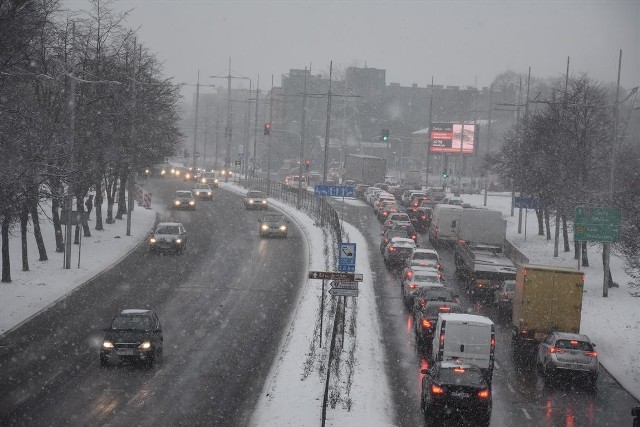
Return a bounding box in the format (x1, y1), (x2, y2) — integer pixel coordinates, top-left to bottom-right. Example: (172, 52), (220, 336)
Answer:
(360, 181), (597, 426)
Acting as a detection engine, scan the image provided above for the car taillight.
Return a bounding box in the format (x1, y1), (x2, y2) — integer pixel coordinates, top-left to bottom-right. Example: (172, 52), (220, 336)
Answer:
(420, 215), (426, 220)
(389, 247), (396, 252)
(421, 319), (432, 329)
(549, 347), (565, 354)
(431, 385), (444, 395)
(477, 389), (490, 399)
(409, 283), (418, 289)
(439, 306), (451, 312)
(585, 351), (598, 357)
(418, 298), (426, 307)
(412, 234), (417, 240)
(436, 263), (442, 270)
(406, 271), (414, 279)
(383, 212), (388, 216)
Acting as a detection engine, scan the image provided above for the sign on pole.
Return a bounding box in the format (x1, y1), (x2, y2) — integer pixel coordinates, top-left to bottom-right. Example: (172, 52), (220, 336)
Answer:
(574, 206), (621, 242)
(514, 196), (541, 209)
(308, 271), (363, 282)
(314, 185), (355, 198)
(330, 281), (359, 291)
(328, 288), (359, 297)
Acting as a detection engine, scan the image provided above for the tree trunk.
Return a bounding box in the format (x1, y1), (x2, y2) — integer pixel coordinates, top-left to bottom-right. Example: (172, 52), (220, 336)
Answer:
(50, 177), (64, 252)
(574, 241), (580, 260)
(544, 209), (551, 241)
(21, 202), (29, 272)
(116, 171), (128, 219)
(106, 177), (116, 224)
(74, 196), (91, 244)
(1, 216), (11, 282)
(94, 179), (104, 230)
(581, 241), (589, 267)
(562, 214), (570, 252)
(29, 190), (48, 261)
(536, 208), (544, 236)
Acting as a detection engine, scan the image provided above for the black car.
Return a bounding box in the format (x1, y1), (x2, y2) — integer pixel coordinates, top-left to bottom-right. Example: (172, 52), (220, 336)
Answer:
(388, 221), (418, 243)
(414, 301), (463, 350)
(421, 362), (492, 426)
(380, 229), (410, 253)
(172, 190), (196, 210)
(407, 207), (432, 232)
(100, 309), (164, 368)
(258, 213), (289, 238)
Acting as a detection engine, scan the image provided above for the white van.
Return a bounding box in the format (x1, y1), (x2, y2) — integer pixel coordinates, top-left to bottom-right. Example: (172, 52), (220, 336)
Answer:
(432, 313), (495, 382)
(428, 204), (463, 245)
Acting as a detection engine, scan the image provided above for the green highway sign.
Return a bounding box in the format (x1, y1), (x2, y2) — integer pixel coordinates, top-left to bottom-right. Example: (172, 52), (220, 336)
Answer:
(574, 206), (621, 242)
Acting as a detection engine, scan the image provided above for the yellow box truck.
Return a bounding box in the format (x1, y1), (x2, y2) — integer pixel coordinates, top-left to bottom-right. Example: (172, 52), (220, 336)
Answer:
(511, 264), (584, 351)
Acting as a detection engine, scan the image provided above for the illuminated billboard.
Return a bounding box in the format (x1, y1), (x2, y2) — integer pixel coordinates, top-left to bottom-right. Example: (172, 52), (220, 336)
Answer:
(429, 123), (475, 154)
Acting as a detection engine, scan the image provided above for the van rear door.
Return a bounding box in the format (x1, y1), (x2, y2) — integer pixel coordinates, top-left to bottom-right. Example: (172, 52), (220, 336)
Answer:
(465, 323), (492, 369)
(442, 321), (469, 361)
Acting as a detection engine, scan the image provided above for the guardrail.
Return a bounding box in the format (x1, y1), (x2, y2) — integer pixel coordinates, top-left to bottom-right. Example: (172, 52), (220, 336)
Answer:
(503, 238), (530, 266)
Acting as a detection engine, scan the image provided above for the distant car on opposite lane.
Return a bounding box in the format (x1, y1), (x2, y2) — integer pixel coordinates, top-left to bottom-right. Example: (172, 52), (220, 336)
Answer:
(245, 190), (268, 209)
(172, 190), (196, 210)
(258, 213), (289, 237)
(148, 222), (188, 254)
(192, 183), (213, 200)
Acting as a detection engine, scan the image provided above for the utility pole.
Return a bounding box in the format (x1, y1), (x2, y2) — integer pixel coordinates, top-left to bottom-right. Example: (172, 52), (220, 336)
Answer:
(267, 75), (274, 195)
(484, 83), (493, 207)
(298, 66), (308, 208)
(193, 69), (200, 170)
(203, 108), (209, 170)
(323, 61), (333, 184)
(64, 22), (77, 269)
(253, 75), (260, 177)
(426, 76), (433, 189)
(603, 49), (623, 298)
(214, 113), (220, 169)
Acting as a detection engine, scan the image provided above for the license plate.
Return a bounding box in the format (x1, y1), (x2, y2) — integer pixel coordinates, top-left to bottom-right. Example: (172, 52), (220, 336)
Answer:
(451, 391), (469, 398)
(116, 349), (135, 356)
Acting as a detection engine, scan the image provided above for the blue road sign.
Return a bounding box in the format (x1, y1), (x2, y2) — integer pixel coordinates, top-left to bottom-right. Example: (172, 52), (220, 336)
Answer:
(338, 243), (356, 266)
(314, 185), (355, 198)
(515, 196), (541, 209)
(338, 264), (355, 272)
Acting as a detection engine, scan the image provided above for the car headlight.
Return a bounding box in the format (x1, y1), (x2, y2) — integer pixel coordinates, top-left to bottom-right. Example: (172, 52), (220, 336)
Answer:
(262, 200), (267, 204)
(195, 191), (200, 196)
(214, 179), (219, 183)
(175, 238), (182, 244)
(261, 224), (269, 231)
(249, 200), (254, 204)
(149, 237), (157, 243)
(201, 178), (206, 183)
(171, 168), (175, 174)
(102, 340), (114, 349)
(221, 170), (226, 175)
(189, 201), (195, 205)
(279, 225), (287, 231)
(138, 341), (152, 350)
(174, 201), (181, 205)
(161, 170), (166, 175)
(207, 192), (212, 196)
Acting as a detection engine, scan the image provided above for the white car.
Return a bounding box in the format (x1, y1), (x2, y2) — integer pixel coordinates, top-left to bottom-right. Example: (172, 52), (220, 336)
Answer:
(244, 190), (268, 209)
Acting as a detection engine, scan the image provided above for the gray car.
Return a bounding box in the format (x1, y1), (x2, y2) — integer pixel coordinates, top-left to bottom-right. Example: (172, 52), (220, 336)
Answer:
(493, 279), (515, 311)
(537, 332), (599, 386)
(148, 222), (188, 254)
(258, 213), (289, 237)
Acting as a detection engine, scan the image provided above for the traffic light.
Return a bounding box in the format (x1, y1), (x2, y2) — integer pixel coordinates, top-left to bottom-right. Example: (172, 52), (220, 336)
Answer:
(305, 159), (311, 171)
(442, 170), (449, 178)
(381, 129), (390, 142)
(264, 122), (271, 135)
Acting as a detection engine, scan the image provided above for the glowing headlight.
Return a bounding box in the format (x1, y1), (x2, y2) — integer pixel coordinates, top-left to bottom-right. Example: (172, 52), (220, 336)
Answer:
(201, 178), (206, 183)
(138, 341), (152, 350)
(221, 170), (226, 175)
(195, 191), (200, 196)
(262, 200), (267, 204)
(189, 201), (195, 205)
(161, 170), (166, 175)
(175, 238), (182, 244)
(207, 192), (212, 196)
(214, 179), (219, 183)
(261, 225), (269, 231)
(102, 340), (114, 349)
(149, 237), (157, 243)
(145, 169), (150, 174)
(174, 201), (181, 205)
(171, 168), (175, 174)
(249, 200), (254, 204)
(279, 225), (287, 231)
(175, 171), (181, 176)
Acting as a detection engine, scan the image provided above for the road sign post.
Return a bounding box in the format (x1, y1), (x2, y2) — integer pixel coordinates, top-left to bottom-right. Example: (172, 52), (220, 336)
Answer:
(308, 271), (362, 281)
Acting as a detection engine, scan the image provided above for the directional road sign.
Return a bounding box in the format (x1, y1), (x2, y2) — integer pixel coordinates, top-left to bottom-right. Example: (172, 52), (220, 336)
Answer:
(338, 243), (356, 266)
(328, 288), (359, 297)
(308, 271), (363, 281)
(330, 281), (359, 291)
(313, 185), (354, 198)
(514, 196), (541, 209)
(574, 206), (621, 242)
(338, 264), (355, 272)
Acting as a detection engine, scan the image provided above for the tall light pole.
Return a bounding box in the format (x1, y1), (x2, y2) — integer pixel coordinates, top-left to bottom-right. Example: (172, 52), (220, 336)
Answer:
(253, 75), (260, 177)
(297, 67), (308, 208)
(323, 61), (333, 184)
(192, 69), (200, 170)
(267, 75), (274, 194)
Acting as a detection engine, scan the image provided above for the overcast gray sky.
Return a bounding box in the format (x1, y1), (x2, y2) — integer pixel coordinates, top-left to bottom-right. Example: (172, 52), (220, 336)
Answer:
(66, 0), (639, 95)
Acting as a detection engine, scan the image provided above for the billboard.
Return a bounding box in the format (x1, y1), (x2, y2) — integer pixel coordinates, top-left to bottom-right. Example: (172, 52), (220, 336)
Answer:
(429, 122), (475, 154)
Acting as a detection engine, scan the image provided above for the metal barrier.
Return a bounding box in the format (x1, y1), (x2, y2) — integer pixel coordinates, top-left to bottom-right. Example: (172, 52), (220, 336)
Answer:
(503, 238), (530, 266)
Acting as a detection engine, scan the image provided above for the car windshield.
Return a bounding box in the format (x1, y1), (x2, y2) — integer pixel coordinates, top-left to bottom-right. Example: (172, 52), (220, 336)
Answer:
(413, 274), (440, 283)
(247, 191), (265, 198)
(504, 281), (516, 291)
(425, 304), (462, 316)
(262, 215), (284, 222)
(417, 288), (455, 300)
(176, 191), (191, 197)
(437, 367), (485, 386)
(111, 315), (151, 331)
(156, 225), (180, 234)
(387, 230), (408, 239)
(413, 252), (438, 261)
(195, 185), (209, 190)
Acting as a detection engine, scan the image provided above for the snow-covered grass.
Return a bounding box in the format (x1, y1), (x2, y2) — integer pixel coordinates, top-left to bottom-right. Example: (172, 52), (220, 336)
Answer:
(460, 192), (640, 400)
(0, 201), (157, 335)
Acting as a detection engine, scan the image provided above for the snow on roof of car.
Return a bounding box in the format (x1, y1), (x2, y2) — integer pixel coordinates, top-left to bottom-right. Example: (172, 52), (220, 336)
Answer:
(439, 313), (494, 325)
(389, 237), (416, 247)
(156, 222), (182, 227)
(121, 309), (151, 315)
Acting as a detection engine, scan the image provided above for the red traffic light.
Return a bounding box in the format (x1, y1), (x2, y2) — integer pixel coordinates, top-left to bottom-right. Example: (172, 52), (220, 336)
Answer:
(264, 122), (271, 135)
(305, 159), (311, 171)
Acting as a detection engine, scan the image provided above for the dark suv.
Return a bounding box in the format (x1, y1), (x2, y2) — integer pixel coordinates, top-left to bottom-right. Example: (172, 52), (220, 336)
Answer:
(100, 309), (164, 368)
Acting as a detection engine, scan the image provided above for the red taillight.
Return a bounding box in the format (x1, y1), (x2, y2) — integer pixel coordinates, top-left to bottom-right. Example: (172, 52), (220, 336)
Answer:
(585, 351), (598, 357)
(431, 385), (444, 395)
(420, 215), (427, 220)
(412, 234), (417, 240)
(549, 347), (565, 354)
(406, 271), (414, 279)
(409, 283), (418, 290)
(439, 306), (451, 312)
(418, 298), (426, 307)
(453, 367), (465, 373)
(436, 263), (442, 270)
(389, 247), (396, 252)
(421, 319), (432, 329)
(477, 389), (490, 399)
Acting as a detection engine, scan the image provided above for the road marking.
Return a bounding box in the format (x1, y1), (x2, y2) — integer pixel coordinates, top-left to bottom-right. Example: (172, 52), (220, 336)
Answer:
(507, 384), (515, 394)
(522, 408), (532, 420)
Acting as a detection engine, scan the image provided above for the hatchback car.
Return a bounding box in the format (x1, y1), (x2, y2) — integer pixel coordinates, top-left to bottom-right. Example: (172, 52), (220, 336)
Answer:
(148, 222), (188, 254)
(245, 190), (268, 209)
(100, 309), (164, 368)
(172, 190), (196, 210)
(421, 362), (492, 426)
(406, 248), (442, 271)
(402, 270), (444, 307)
(258, 213), (289, 237)
(192, 183), (213, 200)
(380, 229), (410, 253)
(493, 279), (515, 311)
(537, 332), (599, 386)
(383, 237), (416, 268)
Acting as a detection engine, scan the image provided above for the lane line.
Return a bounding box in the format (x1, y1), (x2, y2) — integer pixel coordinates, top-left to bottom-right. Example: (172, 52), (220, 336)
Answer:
(522, 408), (532, 420)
